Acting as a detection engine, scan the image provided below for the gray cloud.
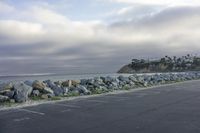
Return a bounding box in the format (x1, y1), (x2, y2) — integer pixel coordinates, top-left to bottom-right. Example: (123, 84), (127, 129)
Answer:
(0, 3), (200, 75)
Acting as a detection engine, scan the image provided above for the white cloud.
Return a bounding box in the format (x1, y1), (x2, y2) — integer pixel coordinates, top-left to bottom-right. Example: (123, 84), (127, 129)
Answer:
(0, 2), (200, 74)
(110, 0), (200, 6)
(0, 1), (14, 12)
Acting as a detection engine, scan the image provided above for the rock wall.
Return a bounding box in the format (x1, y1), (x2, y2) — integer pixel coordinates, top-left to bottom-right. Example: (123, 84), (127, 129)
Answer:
(0, 72), (200, 103)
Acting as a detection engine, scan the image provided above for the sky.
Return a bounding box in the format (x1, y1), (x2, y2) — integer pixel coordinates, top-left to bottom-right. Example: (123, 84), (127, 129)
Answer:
(0, 0), (200, 75)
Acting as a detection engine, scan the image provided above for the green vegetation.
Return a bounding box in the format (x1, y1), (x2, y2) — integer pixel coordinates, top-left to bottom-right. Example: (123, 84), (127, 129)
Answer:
(118, 54), (200, 73)
(66, 92), (80, 97)
(0, 101), (15, 107)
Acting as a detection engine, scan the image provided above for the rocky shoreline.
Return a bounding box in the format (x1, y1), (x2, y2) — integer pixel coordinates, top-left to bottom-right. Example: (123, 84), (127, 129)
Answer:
(1, 72), (200, 107)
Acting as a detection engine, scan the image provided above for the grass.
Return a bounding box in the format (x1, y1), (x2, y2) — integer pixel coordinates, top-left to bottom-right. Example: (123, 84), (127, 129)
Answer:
(66, 92), (80, 97)
(0, 101), (15, 107)
(122, 85), (131, 90)
(30, 96), (44, 101)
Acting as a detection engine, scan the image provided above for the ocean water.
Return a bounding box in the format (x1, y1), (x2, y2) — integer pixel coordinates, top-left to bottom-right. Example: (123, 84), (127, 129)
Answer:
(0, 72), (187, 83)
(0, 73), (133, 82)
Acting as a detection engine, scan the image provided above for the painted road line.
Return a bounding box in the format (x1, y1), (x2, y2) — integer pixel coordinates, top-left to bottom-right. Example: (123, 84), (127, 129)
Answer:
(54, 103), (81, 108)
(17, 108), (45, 115)
(13, 117), (30, 122)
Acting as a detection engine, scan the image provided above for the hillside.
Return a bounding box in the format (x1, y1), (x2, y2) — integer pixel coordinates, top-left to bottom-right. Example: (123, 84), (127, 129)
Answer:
(118, 54), (200, 73)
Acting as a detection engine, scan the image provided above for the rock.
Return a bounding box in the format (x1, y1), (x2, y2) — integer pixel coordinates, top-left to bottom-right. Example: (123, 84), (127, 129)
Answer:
(13, 82), (33, 103)
(62, 80), (72, 87)
(0, 82), (13, 93)
(71, 80), (80, 87)
(118, 75), (130, 83)
(87, 79), (95, 85)
(24, 80), (33, 87)
(9, 99), (15, 103)
(80, 79), (88, 85)
(62, 87), (69, 94)
(32, 90), (40, 96)
(94, 77), (103, 84)
(43, 80), (58, 95)
(129, 76), (137, 82)
(143, 81), (148, 87)
(41, 94), (49, 99)
(32, 80), (46, 90)
(53, 87), (64, 96)
(54, 81), (62, 86)
(103, 76), (118, 84)
(49, 84), (64, 96)
(0, 95), (9, 102)
(4, 91), (15, 99)
(76, 85), (91, 95)
(43, 87), (54, 94)
(44, 80), (54, 88)
(46, 93), (55, 98)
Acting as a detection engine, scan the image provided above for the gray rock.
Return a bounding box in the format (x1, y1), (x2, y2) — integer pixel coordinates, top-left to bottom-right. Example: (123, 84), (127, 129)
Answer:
(32, 80), (46, 90)
(32, 90), (40, 96)
(13, 82), (33, 103)
(80, 79), (88, 85)
(43, 87), (54, 94)
(118, 75), (130, 82)
(24, 80), (33, 87)
(54, 81), (62, 86)
(62, 87), (69, 94)
(87, 79), (95, 85)
(43, 80), (62, 95)
(4, 91), (15, 99)
(46, 93), (55, 98)
(129, 76), (137, 82)
(76, 85), (91, 95)
(62, 80), (72, 87)
(0, 82), (13, 93)
(0, 95), (9, 102)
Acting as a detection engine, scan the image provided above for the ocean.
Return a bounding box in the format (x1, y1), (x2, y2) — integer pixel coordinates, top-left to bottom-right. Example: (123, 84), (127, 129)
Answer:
(0, 73), (133, 82)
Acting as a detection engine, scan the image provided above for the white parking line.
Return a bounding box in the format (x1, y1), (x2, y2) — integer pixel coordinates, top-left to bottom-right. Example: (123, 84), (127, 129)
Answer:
(13, 117), (30, 122)
(17, 108), (45, 115)
(54, 103), (81, 108)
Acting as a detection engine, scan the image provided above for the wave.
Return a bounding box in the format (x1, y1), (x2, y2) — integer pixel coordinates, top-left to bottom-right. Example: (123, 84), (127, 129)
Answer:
(0, 73), (55, 77)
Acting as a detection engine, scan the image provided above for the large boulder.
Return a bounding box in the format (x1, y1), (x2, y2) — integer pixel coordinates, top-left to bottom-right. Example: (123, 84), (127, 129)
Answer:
(13, 82), (33, 103)
(32, 80), (46, 90)
(76, 85), (91, 95)
(4, 91), (15, 99)
(43, 87), (54, 94)
(118, 75), (130, 82)
(71, 80), (80, 87)
(62, 80), (72, 87)
(24, 80), (33, 87)
(0, 95), (9, 102)
(44, 80), (63, 96)
(0, 82), (13, 93)
(32, 90), (40, 96)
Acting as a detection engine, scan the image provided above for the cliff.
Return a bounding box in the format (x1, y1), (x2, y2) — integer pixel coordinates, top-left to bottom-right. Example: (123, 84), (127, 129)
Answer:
(118, 55), (200, 73)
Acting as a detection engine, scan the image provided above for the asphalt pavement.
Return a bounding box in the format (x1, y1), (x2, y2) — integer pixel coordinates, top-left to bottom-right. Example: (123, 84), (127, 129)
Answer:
(1, 80), (200, 133)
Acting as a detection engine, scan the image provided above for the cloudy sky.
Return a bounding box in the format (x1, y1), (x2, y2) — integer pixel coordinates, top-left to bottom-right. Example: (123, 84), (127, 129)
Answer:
(0, 0), (200, 75)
